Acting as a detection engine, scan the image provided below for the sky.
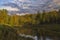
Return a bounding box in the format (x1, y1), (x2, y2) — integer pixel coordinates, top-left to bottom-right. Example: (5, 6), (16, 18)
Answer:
(0, 0), (60, 14)
(0, 0), (43, 13)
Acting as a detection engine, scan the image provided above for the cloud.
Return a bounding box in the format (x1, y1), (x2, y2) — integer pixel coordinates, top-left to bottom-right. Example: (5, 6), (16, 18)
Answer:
(1, 0), (60, 14)
(13, 0), (26, 3)
(0, 0), (53, 13)
(0, 6), (20, 11)
(53, 0), (60, 3)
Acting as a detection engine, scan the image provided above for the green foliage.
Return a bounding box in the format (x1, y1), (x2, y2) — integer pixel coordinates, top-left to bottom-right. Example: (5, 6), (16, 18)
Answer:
(1, 9), (60, 40)
(0, 9), (60, 26)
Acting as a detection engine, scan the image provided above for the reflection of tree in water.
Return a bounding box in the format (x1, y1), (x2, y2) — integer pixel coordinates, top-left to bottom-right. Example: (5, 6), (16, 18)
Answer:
(34, 28), (46, 40)
(34, 29), (40, 40)
(0, 26), (18, 40)
(0, 25), (33, 40)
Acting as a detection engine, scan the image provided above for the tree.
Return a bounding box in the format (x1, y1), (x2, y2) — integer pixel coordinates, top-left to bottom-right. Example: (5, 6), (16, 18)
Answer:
(0, 9), (8, 24)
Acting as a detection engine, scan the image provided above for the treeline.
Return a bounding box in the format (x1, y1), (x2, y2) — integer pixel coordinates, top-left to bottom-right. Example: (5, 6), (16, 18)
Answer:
(1, 9), (60, 40)
(0, 9), (60, 26)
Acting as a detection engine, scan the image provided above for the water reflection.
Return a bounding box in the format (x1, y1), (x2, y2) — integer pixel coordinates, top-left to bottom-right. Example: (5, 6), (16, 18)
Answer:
(19, 34), (53, 40)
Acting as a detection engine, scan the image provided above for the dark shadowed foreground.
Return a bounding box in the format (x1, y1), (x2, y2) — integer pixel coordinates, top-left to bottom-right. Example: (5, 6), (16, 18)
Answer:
(0, 25), (33, 40)
(0, 24), (60, 40)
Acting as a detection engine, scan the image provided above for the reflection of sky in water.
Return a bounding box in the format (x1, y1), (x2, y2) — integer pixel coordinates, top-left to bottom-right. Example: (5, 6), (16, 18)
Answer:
(19, 34), (53, 40)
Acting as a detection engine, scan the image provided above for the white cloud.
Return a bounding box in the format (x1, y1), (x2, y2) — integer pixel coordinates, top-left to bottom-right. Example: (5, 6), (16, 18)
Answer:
(1, 0), (60, 13)
(53, 0), (60, 5)
(0, 6), (19, 11)
(18, 0), (25, 2)
(16, 13), (29, 16)
(53, 0), (60, 3)
(22, 4), (30, 9)
(14, 0), (26, 2)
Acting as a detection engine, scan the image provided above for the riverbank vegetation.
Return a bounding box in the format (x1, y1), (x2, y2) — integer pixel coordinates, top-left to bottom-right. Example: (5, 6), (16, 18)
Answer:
(0, 9), (60, 40)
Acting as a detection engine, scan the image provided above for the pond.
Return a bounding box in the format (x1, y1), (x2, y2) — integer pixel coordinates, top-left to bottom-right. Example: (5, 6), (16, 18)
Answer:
(19, 34), (53, 40)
